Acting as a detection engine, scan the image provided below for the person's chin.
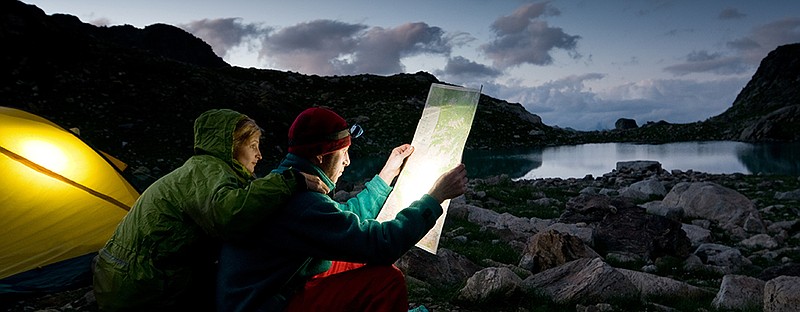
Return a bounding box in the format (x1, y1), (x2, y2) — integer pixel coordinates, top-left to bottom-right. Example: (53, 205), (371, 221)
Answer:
(331, 172), (343, 184)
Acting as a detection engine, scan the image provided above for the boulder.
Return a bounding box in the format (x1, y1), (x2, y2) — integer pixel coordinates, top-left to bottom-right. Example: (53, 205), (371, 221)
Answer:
(521, 257), (638, 304)
(518, 229), (600, 273)
(618, 268), (715, 300)
(616, 161), (662, 174)
(560, 195), (691, 261)
(694, 243), (752, 274)
(662, 182), (766, 237)
(758, 263), (800, 281)
(774, 189), (800, 200)
(712, 274), (764, 311)
(739, 234), (779, 250)
(626, 178), (667, 197)
(494, 213), (552, 234)
(763, 275), (800, 312)
(681, 223), (712, 248)
(396, 248), (481, 288)
(642, 200), (684, 221)
(544, 222), (594, 245)
(615, 118), (638, 130)
(456, 267), (523, 303)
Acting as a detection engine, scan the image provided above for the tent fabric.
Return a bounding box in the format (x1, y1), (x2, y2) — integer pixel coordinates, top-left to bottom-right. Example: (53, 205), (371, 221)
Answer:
(0, 106), (139, 292)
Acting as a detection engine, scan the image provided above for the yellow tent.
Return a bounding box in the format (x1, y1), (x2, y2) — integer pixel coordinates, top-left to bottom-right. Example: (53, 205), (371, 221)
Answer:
(0, 106), (139, 293)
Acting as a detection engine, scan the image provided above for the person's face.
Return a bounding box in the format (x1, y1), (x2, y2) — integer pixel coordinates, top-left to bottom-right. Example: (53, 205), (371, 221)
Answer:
(318, 146), (350, 184)
(234, 131), (262, 174)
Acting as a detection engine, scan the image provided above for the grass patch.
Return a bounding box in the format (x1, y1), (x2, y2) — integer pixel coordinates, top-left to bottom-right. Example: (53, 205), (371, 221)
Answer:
(470, 178), (577, 219)
(441, 218), (521, 265)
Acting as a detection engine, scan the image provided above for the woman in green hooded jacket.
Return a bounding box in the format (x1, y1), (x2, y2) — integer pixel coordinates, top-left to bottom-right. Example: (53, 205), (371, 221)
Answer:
(92, 109), (325, 311)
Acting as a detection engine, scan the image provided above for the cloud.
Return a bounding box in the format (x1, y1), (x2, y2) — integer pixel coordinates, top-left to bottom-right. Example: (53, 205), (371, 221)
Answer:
(256, 20), (455, 75)
(489, 75), (748, 131)
(180, 18), (264, 58)
(89, 17), (112, 27)
(718, 8), (746, 20)
(663, 17), (800, 76)
(434, 56), (502, 84)
(481, 2), (581, 69)
(258, 20), (366, 75)
(728, 17), (800, 62)
(663, 50), (749, 76)
(349, 22), (452, 74)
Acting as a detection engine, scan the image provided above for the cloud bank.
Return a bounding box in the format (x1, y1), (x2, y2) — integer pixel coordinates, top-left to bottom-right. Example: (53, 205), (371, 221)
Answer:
(664, 17), (800, 76)
(495, 75), (749, 130)
(179, 2), (797, 131)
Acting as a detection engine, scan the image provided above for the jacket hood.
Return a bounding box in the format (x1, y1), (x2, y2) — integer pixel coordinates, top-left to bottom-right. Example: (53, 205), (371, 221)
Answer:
(193, 109), (250, 177)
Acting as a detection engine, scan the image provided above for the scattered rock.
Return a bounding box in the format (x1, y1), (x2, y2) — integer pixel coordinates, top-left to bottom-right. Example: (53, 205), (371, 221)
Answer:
(518, 229), (600, 273)
(456, 267), (522, 303)
(763, 275), (800, 312)
(711, 274), (764, 310)
(521, 257), (638, 304)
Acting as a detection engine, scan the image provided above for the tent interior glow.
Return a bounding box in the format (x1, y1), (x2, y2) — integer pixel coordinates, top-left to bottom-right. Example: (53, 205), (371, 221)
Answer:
(0, 107), (138, 281)
(20, 139), (69, 173)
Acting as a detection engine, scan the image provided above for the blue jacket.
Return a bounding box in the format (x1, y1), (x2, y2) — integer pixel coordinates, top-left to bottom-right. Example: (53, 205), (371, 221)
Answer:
(217, 153), (443, 311)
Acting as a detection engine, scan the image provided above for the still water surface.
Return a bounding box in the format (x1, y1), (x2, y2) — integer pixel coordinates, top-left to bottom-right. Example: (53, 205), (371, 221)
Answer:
(343, 141), (800, 182)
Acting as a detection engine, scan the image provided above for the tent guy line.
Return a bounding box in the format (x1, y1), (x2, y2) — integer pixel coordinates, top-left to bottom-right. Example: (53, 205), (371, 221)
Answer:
(0, 145), (132, 211)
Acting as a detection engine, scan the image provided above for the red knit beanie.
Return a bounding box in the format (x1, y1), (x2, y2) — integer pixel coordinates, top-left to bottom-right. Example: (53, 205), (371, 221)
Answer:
(288, 107), (351, 158)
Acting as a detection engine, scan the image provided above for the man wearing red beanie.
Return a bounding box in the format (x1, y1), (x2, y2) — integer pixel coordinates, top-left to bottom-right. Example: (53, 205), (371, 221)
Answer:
(217, 106), (467, 312)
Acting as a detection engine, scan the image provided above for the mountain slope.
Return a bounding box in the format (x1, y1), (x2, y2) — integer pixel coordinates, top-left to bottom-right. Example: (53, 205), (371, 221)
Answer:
(2, 0), (797, 189)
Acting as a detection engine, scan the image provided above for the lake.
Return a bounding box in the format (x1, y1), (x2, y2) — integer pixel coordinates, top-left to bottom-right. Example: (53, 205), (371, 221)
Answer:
(342, 141), (800, 182)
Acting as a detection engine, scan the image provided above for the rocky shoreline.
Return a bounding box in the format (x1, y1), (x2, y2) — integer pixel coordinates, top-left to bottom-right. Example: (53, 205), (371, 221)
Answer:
(393, 160), (800, 311)
(5, 161), (800, 312)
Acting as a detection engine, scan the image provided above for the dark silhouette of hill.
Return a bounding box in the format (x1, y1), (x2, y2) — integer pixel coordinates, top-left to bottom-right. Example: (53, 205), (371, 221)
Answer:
(712, 43), (800, 142)
(2, 0), (798, 190)
(2, 0), (559, 189)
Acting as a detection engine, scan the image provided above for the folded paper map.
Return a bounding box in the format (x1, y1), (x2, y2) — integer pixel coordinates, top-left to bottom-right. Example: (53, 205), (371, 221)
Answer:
(377, 83), (480, 254)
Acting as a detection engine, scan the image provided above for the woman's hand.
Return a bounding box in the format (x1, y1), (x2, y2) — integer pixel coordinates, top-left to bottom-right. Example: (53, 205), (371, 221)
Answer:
(300, 172), (330, 194)
(427, 164), (467, 203)
(378, 144), (414, 184)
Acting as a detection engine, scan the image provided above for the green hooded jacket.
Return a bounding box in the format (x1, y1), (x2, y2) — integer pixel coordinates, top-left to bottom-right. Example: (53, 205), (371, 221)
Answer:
(93, 109), (303, 311)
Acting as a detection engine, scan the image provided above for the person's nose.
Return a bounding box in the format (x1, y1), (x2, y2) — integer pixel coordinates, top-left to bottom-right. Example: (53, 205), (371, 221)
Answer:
(256, 148), (262, 160)
(344, 152), (350, 167)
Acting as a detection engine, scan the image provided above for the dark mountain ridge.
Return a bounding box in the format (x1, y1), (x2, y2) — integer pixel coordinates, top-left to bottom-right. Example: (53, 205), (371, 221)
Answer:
(2, 0), (798, 189)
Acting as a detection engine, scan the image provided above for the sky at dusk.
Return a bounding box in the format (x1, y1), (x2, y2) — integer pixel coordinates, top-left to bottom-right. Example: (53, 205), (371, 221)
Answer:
(24, 0), (800, 130)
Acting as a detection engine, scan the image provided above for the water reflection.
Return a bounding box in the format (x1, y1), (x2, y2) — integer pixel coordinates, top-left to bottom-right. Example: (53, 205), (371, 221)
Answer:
(737, 142), (800, 175)
(519, 141), (753, 179)
(462, 148), (542, 179)
(341, 141), (800, 182)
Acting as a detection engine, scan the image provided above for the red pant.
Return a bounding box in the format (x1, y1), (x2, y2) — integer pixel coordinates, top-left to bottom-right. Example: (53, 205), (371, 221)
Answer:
(284, 261), (408, 312)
